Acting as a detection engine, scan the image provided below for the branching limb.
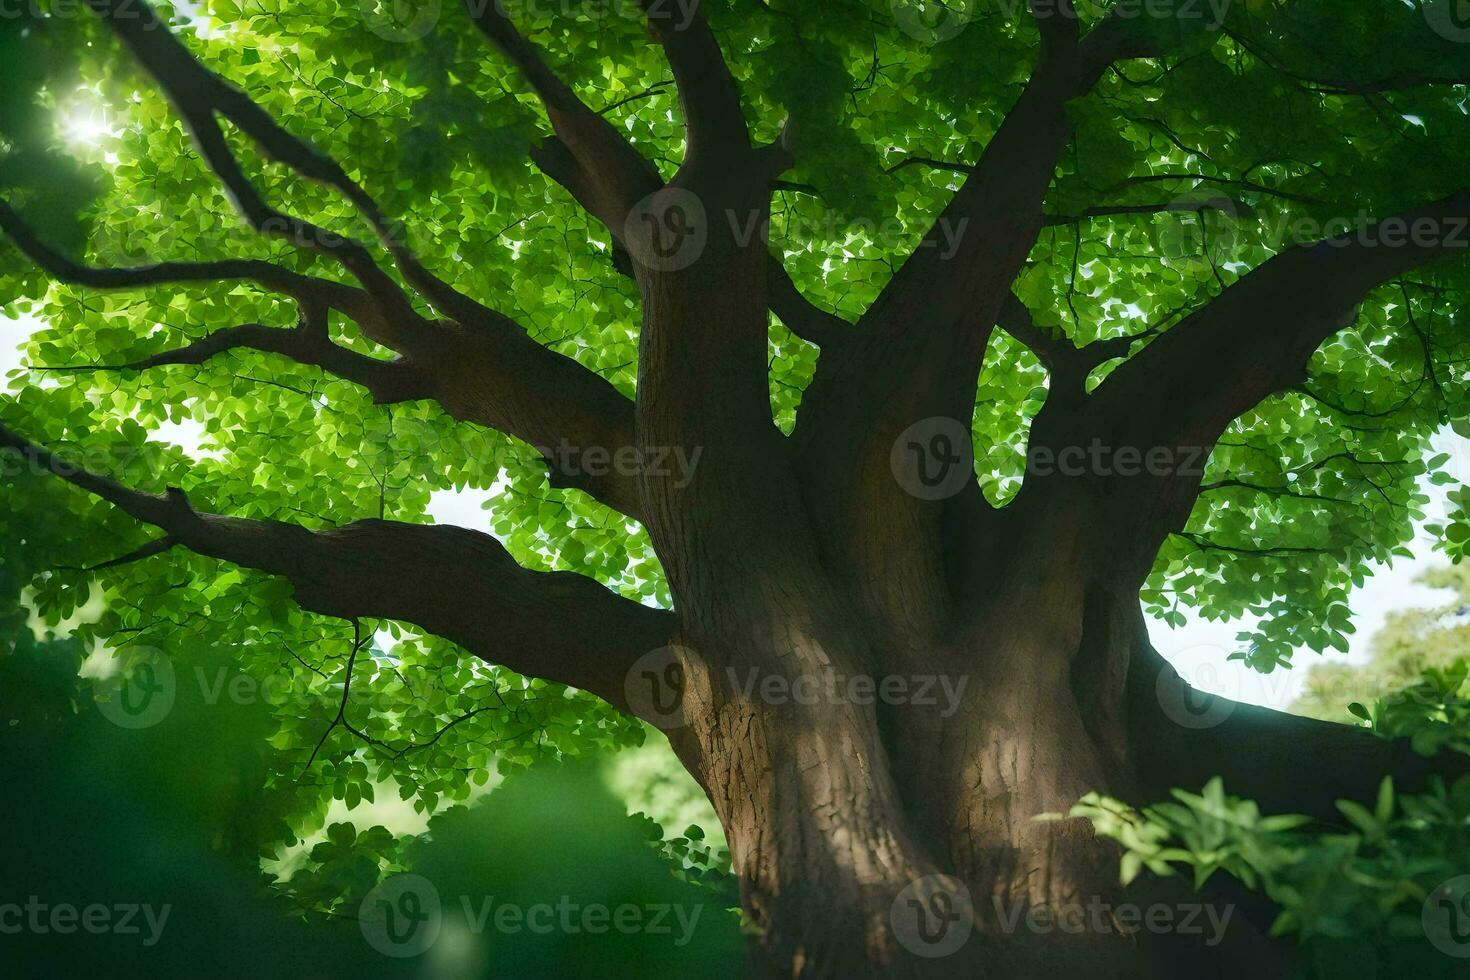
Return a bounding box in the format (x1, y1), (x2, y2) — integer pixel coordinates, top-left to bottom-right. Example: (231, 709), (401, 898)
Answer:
(465, 0), (662, 231)
(48, 320), (433, 406)
(1041, 196), (1246, 226)
(995, 293), (1146, 378)
(635, 0), (750, 167)
(1127, 632), (1469, 822)
(52, 536), (178, 574)
(0, 201), (373, 320)
(766, 254), (849, 347)
(0, 419), (673, 711)
(84, 0), (430, 338)
(783, 11), (1159, 642)
(1080, 188), (1470, 573)
(7, 8), (648, 519)
(4, 203), (642, 521)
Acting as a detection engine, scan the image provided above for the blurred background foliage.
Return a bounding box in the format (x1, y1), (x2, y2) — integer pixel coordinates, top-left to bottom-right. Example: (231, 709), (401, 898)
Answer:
(0, 618), (742, 978)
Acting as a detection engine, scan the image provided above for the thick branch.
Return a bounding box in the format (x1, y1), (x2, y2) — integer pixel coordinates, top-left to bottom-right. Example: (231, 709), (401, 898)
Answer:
(1041, 196), (1245, 226)
(8, 10), (648, 520)
(50, 322), (433, 406)
(783, 16), (1156, 645)
(0, 201), (372, 320)
(766, 254), (849, 347)
(4, 207), (642, 518)
(1127, 631), (1470, 821)
(636, 0), (750, 166)
(0, 420), (672, 710)
(466, 0), (661, 231)
(1083, 188), (1470, 569)
(84, 0), (429, 336)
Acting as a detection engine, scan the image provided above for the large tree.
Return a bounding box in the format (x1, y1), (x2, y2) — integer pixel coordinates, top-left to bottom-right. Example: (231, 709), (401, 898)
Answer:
(4, 0), (1470, 975)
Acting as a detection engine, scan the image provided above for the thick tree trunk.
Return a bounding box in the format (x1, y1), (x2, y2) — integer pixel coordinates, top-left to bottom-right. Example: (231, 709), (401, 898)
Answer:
(650, 571), (1306, 979)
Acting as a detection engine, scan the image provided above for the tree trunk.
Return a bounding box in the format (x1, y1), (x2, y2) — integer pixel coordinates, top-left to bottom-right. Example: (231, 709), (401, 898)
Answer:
(645, 549), (1307, 978)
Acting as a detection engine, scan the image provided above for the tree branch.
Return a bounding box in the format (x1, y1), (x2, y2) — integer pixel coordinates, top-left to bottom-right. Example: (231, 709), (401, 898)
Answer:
(10, 6), (649, 520)
(636, 0), (750, 166)
(84, 0), (436, 339)
(0, 419), (673, 711)
(1082, 188), (1470, 573)
(0, 201), (373, 320)
(766, 253), (849, 347)
(465, 0), (662, 231)
(1127, 631), (1469, 822)
(1041, 196), (1246, 226)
